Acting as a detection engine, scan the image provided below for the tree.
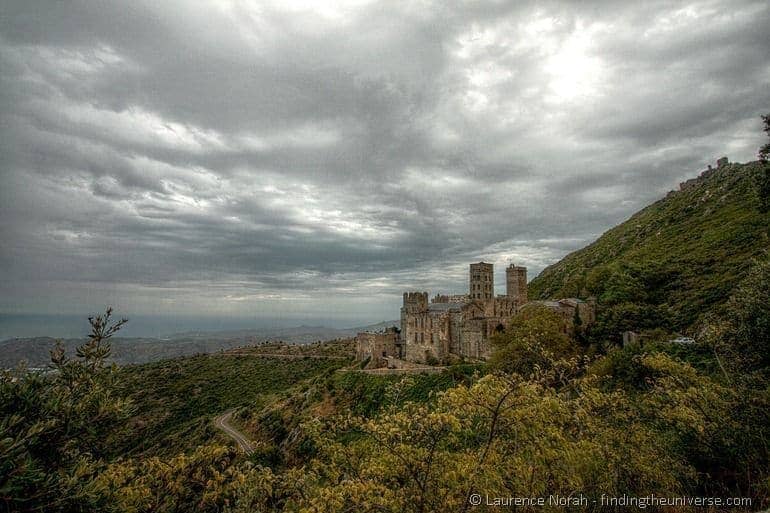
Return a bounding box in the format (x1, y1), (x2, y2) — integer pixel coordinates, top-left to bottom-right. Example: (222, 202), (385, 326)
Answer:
(489, 304), (572, 374)
(289, 354), (715, 513)
(77, 308), (127, 370)
(0, 308), (132, 512)
(759, 113), (770, 163)
(571, 305), (590, 347)
(704, 258), (770, 377)
(591, 302), (669, 347)
(94, 444), (256, 513)
(757, 113), (770, 212)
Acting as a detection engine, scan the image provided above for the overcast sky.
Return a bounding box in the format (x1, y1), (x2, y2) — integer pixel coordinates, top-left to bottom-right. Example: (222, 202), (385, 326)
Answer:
(1, 0), (769, 326)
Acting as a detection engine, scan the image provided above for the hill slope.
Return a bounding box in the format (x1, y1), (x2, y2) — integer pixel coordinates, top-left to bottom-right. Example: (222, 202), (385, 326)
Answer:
(529, 160), (769, 333)
(110, 346), (353, 457)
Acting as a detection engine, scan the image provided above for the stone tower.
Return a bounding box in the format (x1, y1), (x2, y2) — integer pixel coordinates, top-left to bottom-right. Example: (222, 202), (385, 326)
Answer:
(469, 262), (494, 300)
(506, 264), (528, 304)
(401, 291), (428, 336)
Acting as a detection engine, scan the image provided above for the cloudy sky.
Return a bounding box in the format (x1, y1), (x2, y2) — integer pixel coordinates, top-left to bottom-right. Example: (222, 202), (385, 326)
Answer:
(1, 0), (769, 327)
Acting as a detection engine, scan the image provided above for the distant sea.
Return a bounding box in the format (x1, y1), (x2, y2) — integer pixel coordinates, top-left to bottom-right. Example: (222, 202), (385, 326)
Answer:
(0, 313), (376, 340)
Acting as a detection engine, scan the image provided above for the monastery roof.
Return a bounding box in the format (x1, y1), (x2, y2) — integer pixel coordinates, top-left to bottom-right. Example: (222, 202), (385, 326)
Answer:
(428, 302), (464, 312)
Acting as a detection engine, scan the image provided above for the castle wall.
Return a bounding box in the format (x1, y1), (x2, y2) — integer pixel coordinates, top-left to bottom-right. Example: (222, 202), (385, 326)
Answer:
(460, 319), (487, 359)
(355, 328), (400, 367)
(401, 291), (428, 352)
(402, 309), (451, 363)
(449, 311), (463, 354)
(399, 293), (525, 363)
(432, 294), (469, 304)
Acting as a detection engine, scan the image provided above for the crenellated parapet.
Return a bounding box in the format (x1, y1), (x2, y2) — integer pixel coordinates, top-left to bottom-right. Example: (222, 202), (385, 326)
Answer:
(403, 291), (429, 311)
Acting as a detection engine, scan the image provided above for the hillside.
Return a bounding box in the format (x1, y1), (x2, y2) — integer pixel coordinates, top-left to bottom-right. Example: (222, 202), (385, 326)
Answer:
(109, 342), (354, 457)
(107, 337), (479, 459)
(529, 160), (769, 333)
(232, 362), (485, 466)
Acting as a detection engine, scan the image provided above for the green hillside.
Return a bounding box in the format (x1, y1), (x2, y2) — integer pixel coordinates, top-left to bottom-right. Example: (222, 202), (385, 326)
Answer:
(529, 160), (769, 337)
(233, 363), (486, 466)
(110, 350), (351, 457)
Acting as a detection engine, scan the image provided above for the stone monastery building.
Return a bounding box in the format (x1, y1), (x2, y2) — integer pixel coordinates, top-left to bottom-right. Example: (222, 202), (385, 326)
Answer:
(356, 261), (595, 367)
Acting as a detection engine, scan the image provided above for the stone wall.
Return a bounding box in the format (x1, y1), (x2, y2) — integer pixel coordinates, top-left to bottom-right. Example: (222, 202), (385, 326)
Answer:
(355, 328), (400, 367)
(403, 308), (453, 363)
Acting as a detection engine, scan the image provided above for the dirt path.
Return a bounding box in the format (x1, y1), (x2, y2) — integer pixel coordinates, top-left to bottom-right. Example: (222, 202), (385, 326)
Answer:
(214, 410), (254, 455)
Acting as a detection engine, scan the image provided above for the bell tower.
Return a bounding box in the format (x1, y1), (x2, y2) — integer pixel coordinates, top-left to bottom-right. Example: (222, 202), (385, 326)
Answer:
(506, 264), (527, 304)
(469, 262), (494, 300)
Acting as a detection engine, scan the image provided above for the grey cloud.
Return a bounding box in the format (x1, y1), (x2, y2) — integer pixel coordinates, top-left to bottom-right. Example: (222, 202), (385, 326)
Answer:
(1, 0), (769, 323)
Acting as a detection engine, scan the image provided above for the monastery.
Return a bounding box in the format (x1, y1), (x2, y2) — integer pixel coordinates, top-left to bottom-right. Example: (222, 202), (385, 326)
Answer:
(356, 261), (595, 367)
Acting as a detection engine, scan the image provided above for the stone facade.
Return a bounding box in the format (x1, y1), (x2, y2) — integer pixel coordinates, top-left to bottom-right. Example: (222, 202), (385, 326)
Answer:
(355, 327), (400, 367)
(506, 264), (528, 304)
(398, 262), (525, 363)
(384, 261), (597, 366)
(469, 262), (494, 300)
(622, 331), (640, 347)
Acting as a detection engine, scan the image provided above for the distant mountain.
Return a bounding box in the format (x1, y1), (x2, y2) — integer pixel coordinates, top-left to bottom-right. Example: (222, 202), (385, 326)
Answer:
(0, 336), (243, 369)
(529, 160), (769, 334)
(0, 320), (399, 368)
(349, 320), (400, 333)
(164, 326), (352, 343)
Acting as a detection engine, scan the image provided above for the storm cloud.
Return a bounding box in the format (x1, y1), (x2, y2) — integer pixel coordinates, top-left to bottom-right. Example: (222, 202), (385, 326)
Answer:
(1, 0), (769, 324)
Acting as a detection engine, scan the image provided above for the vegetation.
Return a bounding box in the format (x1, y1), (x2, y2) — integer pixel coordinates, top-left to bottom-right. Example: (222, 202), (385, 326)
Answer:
(529, 159), (770, 343)
(224, 339), (356, 358)
(224, 363), (487, 468)
(0, 309), (352, 512)
(6, 298), (766, 512)
(271, 256), (770, 511)
(757, 113), (770, 212)
(489, 304), (573, 374)
(112, 353), (348, 457)
(0, 309), (133, 512)
(327, 364), (485, 417)
(3, 123), (770, 511)
(760, 114), (770, 163)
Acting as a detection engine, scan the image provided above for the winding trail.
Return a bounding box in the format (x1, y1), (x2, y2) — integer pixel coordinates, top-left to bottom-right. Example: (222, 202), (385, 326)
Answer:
(214, 410), (254, 455)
